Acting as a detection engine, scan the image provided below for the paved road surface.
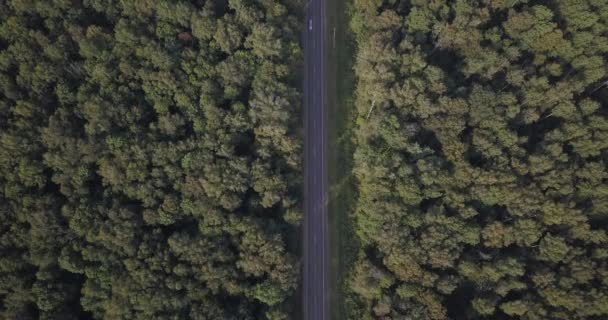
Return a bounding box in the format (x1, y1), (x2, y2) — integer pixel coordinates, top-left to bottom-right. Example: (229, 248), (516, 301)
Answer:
(303, 0), (328, 319)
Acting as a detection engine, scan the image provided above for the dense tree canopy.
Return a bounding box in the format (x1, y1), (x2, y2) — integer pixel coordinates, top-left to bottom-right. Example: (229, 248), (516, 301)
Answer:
(349, 0), (608, 319)
(0, 0), (302, 319)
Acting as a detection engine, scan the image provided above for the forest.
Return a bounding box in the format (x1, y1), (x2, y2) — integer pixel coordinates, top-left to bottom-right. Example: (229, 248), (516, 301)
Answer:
(0, 0), (302, 319)
(348, 0), (608, 319)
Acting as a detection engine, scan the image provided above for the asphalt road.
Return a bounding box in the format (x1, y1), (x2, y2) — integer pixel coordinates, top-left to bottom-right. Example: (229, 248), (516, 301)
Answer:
(303, 0), (328, 319)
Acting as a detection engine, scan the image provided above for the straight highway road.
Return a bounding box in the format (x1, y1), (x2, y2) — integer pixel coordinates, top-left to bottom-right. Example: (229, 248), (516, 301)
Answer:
(302, 0), (328, 318)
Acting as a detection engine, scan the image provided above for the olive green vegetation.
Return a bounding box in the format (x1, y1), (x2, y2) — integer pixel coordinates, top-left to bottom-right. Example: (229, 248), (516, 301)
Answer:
(0, 0), (303, 319)
(326, 0), (358, 319)
(348, 0), (608, 319)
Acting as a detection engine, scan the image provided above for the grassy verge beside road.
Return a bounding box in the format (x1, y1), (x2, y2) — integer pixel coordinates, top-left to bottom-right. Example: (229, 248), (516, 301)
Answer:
(326, 0), (358, 319)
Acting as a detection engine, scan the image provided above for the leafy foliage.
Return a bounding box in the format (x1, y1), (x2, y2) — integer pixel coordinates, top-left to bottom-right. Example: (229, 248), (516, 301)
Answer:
(349, 0), (608, 319)
(0, 0), (302, 319)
